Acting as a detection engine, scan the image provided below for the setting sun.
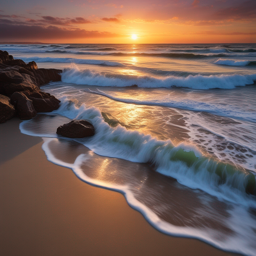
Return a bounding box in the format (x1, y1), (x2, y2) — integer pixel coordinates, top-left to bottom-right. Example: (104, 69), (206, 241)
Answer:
(131, 34), (138, 40)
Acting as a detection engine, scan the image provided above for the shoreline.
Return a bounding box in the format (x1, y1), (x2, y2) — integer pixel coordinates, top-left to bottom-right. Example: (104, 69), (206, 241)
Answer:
(0, 118), (238, 256)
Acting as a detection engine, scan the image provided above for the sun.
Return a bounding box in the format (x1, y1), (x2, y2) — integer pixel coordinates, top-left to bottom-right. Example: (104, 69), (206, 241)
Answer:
(131, 34), (138, 40)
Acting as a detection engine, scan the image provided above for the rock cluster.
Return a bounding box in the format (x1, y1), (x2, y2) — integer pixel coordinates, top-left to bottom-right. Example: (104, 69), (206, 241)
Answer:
(0, 50), (62, 123)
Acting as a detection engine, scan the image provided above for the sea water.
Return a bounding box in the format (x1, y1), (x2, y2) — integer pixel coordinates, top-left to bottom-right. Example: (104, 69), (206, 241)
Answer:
(2, 43), (256, 255)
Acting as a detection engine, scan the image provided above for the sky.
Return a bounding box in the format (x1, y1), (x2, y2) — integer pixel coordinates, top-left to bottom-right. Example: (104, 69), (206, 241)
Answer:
(0, 0), (255, 43)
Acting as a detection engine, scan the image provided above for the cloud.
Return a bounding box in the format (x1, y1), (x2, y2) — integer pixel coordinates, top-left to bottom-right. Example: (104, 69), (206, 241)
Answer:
(26, 16), (91, 26)
(102, 17), (120, 22)
(212, 0), (256, 20)
(0, 23), (120, 40)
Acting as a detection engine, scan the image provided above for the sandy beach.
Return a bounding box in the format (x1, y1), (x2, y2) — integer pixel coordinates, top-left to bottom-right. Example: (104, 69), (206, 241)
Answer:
(0, 118), (238, 256)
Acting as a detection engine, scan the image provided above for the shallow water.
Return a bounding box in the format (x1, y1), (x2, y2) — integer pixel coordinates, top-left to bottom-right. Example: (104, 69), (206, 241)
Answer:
(2, 43), (256, 255)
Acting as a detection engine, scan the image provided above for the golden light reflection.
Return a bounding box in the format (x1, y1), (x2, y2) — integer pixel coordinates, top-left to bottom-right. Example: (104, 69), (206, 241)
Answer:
(131, 57), (137, 64)
(95, 158), (111, 180)
(115, 102), (148, 130)
(118, 69), (139, 76)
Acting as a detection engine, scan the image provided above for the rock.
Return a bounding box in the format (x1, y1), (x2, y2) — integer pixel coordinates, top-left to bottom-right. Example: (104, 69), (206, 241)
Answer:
(17, 67), (35, 77)
(0, 50), (62, 121)
(5, 59), (27, 67)
(0, 70), (39, 96)
(10, 92), (37, 120)
(0, 94), (15, 123)
(32, 68), (62, 86)
(0, 50), (14, 63)
(27, 61), (38, 70)
(23, 91), (60, 112)
(57, 120), (95, 138)
(0, 63), (8, 69)
(0, 70), (24, 84)
(2, 82), (39, 97)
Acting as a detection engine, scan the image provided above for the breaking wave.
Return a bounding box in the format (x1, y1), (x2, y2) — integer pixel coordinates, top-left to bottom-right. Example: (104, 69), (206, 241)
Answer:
(61, 65), (256, 90)
(20, 97), (256, 206)
(214, 59), (256, 67)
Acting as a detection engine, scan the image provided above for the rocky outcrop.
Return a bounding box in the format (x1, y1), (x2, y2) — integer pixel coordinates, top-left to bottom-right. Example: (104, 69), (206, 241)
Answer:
(0, 51), (14, 63)
(31, 68), (62, 86)
(0, 50), (62, 122)
(0, 94), (15, 123)
(10, 92), (37, 120)
(57, 120), (95, 138)
(0, 70), (39, 96)
(23, 91), (60, 112)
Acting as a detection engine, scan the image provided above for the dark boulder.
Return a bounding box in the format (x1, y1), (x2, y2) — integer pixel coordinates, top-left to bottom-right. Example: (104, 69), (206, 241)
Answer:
(0, 94), (15, 123)
(17, 67), (35, 77)
(5, 59), (27, 67)
(0, 50), (14, 63)
(10, 92), (37, 120)
(2, 82), (39, 97)
(0, 70), (24, 84)
(0, 63), (8, 69)
(23, 91), (60, 112)
(0, 70), (39, 96)
(57, 120), (95, 138)
(32, 68), (62, 86)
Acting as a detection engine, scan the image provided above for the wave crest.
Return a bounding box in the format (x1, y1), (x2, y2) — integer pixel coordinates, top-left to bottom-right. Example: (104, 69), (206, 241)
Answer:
(215, 59), (256, 67)
(61, 65), (256, 90)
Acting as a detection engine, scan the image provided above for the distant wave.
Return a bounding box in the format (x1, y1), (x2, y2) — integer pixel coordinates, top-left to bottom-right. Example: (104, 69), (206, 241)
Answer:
(215, 59), (256, 67)
(171, 48), (228, 53)
(2, 43), (256, 59)
(20, 56), (124, 67)
(39, 49), (228, 58)
(229, 49), (256, 53)
(93, 47), (117, 51)
(46, 50), (69, 53)
(61, 65), (256, 90)
(75, 52), (228, 58)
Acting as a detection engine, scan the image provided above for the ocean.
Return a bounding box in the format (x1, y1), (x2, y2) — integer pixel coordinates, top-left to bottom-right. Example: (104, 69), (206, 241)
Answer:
(2, 43), (256, 255)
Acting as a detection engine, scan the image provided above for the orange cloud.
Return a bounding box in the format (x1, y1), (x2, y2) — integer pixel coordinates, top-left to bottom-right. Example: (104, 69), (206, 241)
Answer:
(102, 17), (120, 22)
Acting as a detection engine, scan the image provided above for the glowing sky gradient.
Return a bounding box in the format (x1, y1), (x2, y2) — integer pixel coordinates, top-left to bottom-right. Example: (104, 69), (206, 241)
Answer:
(0, 0), (255, 43)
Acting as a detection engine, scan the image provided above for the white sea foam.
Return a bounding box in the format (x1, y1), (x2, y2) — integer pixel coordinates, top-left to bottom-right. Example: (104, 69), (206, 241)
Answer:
(86, 89), (256, 123)
(20, 97), (256, 208)
(61, 65), (256, 90)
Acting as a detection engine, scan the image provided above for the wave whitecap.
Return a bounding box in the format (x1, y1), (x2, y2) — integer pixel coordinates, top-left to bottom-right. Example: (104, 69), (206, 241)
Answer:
(61, 65), (256, 90)
(215, 59), (256, 67)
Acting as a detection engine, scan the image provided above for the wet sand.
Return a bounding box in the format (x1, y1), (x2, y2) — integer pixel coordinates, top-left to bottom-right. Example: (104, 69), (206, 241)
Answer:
(0, 118), (237, 256)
